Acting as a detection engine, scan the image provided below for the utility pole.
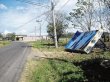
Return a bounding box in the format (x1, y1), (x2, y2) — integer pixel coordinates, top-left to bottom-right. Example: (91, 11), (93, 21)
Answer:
(36, 20), (42, 41)
(39, 20), (42, 42)
(35, 26), (37, 41)
(51, 0), (58, 48)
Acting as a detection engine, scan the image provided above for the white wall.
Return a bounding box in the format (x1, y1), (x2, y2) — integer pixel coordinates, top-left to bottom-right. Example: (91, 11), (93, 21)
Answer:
(23, 36), (49, 42)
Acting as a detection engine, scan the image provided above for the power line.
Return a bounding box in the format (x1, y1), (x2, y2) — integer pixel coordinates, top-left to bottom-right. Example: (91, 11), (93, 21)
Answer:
(16, 0), (50, 8)
(14, 0), (51, 33)
(57, 0), (71, 11)
(28, 13), (50, 34)
(15, 10), (50, 30)
(49, 0), (71, 48)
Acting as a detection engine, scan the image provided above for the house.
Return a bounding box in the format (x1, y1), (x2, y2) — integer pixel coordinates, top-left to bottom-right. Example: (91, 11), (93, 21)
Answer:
(15, 35), (27, 41)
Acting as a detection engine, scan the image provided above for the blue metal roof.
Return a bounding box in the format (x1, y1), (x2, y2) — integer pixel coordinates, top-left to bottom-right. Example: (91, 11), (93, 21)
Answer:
(65, 30), (103, 53)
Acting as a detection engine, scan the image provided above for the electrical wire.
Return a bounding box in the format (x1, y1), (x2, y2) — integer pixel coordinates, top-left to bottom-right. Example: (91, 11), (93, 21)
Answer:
(15, 10), (50, 30)
(16, 0), (50, 8)
(15, 0), (71, 33)
(14, 0), (51, 33)
(57, 0), (71, 11)
(28, 12), (50, 34)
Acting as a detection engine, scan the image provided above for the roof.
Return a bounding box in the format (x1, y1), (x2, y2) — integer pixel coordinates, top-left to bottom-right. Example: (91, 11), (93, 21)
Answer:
(65, 29), (103, 53)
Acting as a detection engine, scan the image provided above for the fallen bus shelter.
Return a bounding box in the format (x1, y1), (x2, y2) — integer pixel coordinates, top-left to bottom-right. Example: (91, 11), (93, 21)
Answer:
(65, 29), (104, 54)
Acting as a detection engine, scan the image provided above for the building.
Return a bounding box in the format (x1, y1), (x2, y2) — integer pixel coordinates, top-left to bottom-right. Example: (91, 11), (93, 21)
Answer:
(15, 35), (49, 41)
(15, 35), (27, 41)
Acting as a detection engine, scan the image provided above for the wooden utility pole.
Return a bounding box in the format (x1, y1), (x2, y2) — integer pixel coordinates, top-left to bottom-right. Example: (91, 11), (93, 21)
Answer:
(35, 26), (37, 41)
(51, 0), (58, 48)
(36, 20), (42, 41)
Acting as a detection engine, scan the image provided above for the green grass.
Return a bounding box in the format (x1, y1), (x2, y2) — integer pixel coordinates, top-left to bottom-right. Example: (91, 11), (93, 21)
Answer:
(24, 51), (110, 82)
(29, 39), (67, 52)
(0, 41), (10, 47)
(25, 40), (110, 82)
(26, 59), (86, 82)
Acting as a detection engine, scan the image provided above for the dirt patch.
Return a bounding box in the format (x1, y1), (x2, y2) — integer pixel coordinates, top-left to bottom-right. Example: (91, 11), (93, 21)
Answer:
(31, 48), (75, 59)
(19, 48), (75, 82)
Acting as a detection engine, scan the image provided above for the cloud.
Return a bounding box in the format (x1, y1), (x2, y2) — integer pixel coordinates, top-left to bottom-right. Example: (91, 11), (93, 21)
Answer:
(16, 6), (26, 10)
(0, 0), (78, 35)
(0, 4), (49, 35)
(0, 3), (7, 10)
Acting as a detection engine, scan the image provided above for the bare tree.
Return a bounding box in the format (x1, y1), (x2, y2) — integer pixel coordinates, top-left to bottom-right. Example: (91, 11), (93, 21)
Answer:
(69, 0), (97, 31)
(102, 0), (110, 33)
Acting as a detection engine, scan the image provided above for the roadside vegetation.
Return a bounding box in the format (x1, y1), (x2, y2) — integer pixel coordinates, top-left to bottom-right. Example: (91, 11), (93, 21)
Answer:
(20, 39), (110, 82)
(20, 1), (110, 81)
(29, 39), (68, 52)
(0, 32), (15, 48)
(0, 41), (11, 47)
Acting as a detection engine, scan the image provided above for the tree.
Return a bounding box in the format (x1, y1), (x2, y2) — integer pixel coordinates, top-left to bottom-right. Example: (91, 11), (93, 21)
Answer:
(6, 33), (16, 41)
(68, 0), (107, 32)
(101, 0), (110, 33)
(68, 0), (96, 31)
(47, 12), (68, 42)
(0, 33), (3, 40)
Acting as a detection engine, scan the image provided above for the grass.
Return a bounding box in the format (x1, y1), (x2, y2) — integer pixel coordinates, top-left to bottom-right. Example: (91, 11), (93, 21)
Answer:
(0, 41), (10, 47)
(21, 58), (87, 82)
(30, 59), (86, 82)
(21, 40), (110, 82)
(21, 51), (110, 82)
(29, 39), (67, 52)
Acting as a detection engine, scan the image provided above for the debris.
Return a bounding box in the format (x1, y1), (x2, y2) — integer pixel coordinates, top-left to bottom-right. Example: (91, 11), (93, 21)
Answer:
(65, 29), (103, 53)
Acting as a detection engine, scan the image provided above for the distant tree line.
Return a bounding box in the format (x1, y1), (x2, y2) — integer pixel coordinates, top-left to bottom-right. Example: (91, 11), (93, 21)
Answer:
(0, 33), (15, 41)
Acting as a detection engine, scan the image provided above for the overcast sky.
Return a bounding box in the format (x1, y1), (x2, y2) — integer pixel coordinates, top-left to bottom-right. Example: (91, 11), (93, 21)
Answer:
(0, 0), (77, 36)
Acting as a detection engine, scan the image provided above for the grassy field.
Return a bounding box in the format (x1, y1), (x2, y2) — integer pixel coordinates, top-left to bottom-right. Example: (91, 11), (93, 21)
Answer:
(29, 38), (69, 52)
(0, 41), (10, 47)
(20, 40), (110, 82)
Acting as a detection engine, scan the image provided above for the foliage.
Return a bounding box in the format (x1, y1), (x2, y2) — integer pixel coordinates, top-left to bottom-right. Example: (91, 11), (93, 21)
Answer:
(0, 41), (10, 47)
(25, 40), (110, 82)
(23, 47), (110, 82)
(0, 33), (3, 39)
(62, 32), (74, 38)
(47, 12), (68, 42)
(6, 33), (16, 41)
(68, 0), (96, 31)
(29, 40), (67, 52)
(102, 0), (110, 8)
(27, 59), (86, 82)
(101, 0), (110, 32)
(68, 0), (110, 32)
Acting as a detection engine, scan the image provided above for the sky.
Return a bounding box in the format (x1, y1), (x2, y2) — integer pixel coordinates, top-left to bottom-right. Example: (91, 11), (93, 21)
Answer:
(0, 0), (77, 36)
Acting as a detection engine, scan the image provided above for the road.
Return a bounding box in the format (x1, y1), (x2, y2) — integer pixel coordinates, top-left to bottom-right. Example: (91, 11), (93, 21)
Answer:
(0, 42), (31, 82)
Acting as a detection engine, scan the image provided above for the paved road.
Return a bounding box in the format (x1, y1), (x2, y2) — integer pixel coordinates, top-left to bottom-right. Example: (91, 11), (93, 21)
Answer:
(0, 42), (31, 82)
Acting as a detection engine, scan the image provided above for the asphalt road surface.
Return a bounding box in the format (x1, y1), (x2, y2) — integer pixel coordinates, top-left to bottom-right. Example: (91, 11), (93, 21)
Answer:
(0, 42), (31, 82)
